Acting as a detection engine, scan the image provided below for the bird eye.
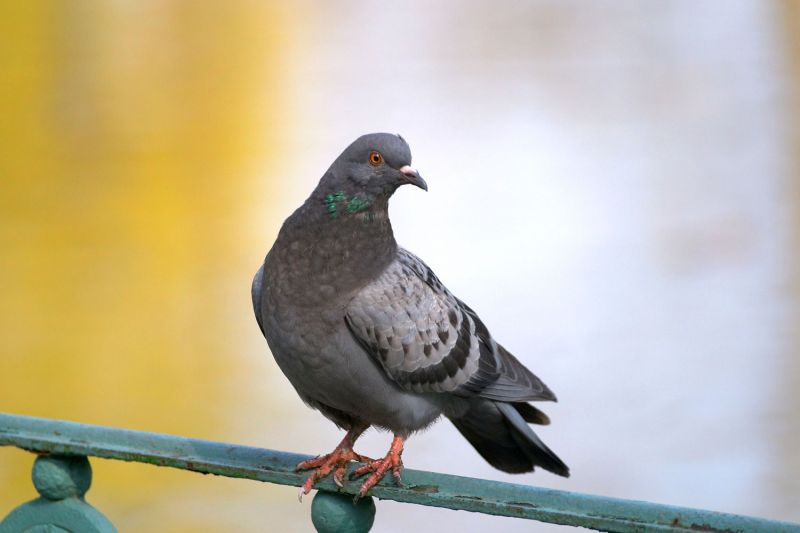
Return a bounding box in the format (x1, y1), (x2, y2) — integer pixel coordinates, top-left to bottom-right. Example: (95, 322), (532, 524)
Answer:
(369, 151), (383, 166)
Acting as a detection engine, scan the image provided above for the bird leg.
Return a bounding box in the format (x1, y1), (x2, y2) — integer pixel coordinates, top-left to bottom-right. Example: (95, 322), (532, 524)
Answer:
(296, 425), (372, 501)
(350, 434), (406, 499)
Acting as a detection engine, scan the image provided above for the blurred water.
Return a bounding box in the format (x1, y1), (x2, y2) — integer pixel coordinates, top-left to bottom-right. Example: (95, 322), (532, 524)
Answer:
(1, 1), (797, 532)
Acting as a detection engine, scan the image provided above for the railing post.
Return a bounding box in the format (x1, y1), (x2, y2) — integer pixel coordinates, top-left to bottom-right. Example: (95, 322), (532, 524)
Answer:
(0, 454), (116, 533)
(311, 491), (376, 533)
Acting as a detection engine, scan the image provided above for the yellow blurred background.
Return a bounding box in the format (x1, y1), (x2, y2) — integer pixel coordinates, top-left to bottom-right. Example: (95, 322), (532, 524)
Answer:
(0, 2), (301, 531)
(1, 2), (799, 532)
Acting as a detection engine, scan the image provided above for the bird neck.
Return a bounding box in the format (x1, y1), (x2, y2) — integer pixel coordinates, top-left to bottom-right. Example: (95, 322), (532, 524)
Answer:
(274, 189), (398, 295)
(306, 185), (394, 232)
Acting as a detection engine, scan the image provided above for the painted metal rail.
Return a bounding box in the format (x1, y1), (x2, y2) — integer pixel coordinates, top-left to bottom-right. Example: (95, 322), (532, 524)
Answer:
(0, 413), (798, 533)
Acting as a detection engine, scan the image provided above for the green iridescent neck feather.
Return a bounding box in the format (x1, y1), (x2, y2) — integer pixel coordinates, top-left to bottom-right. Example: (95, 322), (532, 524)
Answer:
(324, 191), (371, 219)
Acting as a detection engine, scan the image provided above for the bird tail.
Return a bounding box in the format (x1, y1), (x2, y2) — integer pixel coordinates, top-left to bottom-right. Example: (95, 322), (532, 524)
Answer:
(449, 399), (569, 477)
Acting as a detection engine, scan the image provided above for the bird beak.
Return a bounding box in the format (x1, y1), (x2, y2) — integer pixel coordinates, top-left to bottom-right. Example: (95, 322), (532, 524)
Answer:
(399, 165), (428, 191)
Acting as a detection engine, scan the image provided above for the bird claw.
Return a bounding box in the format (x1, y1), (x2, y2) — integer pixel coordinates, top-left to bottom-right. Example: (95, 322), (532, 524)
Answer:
(295, 447), (372, 500)
(350, 438), (405, 499)
(333, 464), (347, 487)
(392, 470), (405, 488)
(295, 454), (325, 472)
(296, 434), (405, 502)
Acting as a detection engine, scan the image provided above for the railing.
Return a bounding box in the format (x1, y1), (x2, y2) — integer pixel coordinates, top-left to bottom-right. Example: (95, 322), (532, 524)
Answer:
(0, 413), (798, 533)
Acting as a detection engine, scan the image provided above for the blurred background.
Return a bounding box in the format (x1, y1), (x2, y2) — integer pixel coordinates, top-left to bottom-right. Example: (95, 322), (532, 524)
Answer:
(1, 1), (798, 531)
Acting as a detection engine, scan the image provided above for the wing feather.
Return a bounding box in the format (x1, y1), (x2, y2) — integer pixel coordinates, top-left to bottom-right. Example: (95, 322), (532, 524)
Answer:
(346, 249), (556, 401)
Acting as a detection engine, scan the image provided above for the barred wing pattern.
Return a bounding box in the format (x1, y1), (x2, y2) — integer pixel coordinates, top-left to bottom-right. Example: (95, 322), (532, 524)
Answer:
(345, 249), (556, 402)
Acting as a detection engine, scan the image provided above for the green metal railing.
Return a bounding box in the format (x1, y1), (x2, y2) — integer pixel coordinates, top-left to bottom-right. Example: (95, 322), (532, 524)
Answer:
(1, 413), (798, 533)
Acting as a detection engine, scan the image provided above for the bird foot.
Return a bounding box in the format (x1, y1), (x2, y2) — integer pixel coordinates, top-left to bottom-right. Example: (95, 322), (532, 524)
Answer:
(349, 435), (405, 499)
(296, 446), (373, 501)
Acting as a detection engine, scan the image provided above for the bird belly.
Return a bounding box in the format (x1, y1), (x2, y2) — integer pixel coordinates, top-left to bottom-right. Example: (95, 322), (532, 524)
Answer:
(264, 311), (442, 433)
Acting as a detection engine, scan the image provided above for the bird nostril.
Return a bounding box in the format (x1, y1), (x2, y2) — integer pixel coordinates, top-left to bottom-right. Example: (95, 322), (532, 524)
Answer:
(400, 165), (419, 178)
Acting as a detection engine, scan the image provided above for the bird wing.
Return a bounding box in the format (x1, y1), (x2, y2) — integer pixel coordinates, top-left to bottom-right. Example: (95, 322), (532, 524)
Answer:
(345, 249), (556, 401)
(251, 263), (265, 336)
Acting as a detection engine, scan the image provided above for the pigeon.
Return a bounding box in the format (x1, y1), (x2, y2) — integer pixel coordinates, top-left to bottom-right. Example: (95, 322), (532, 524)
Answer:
(252, 133), (569, 500)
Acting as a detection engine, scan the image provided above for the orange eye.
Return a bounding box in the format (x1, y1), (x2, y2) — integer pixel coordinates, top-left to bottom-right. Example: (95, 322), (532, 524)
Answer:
(369, 151), (383, 166)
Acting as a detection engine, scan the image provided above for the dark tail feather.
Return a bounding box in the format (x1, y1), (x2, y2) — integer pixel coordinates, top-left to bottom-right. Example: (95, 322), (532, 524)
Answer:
(450, 400), (569, 477)
(513, 402), (551, 425)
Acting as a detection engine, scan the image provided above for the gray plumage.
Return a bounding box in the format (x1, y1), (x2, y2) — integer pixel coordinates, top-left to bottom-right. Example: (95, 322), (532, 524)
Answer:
(253, 133), (568, 478)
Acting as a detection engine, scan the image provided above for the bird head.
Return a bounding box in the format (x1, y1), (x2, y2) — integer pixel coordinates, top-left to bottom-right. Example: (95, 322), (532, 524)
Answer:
(325, 133), (427, 200)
